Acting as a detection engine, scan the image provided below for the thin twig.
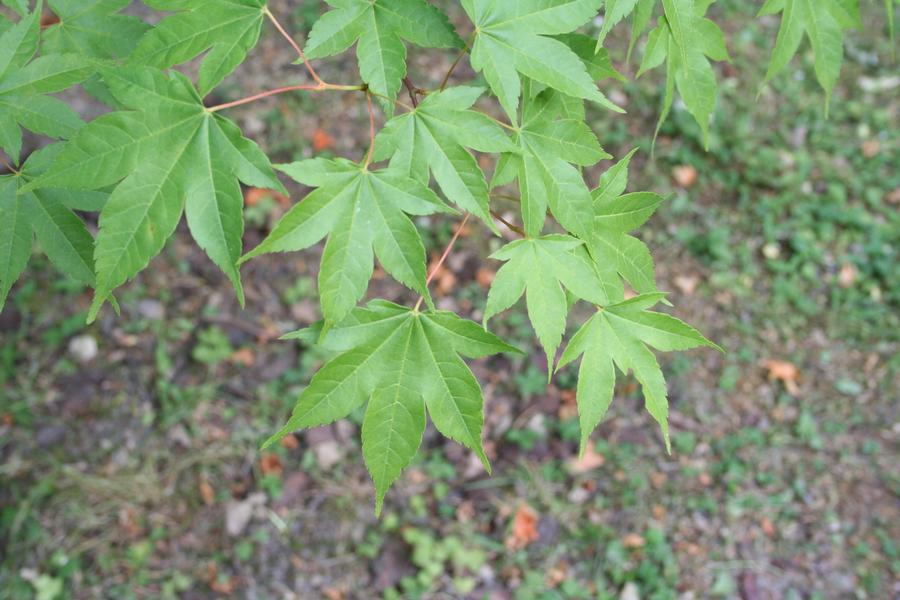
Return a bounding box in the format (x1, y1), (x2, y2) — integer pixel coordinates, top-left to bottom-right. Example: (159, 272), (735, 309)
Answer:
(440, 43), (470, 91)
(402, 77), (419, 107)
(263, 7), (324, 86)
(364, 92), (376, 167)
(414, 213), (471, 311)
(206, 83), (363, 112)
(490, 209), (525, 236)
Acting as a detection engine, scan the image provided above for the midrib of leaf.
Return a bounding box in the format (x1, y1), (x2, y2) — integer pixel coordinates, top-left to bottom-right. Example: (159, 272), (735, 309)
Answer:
(418, 320), (485, 464)
(25, 191), (94, 283)
(92, 120), (202, 310)
(23, 113), (200, 192)
(0, 189), (27, 293)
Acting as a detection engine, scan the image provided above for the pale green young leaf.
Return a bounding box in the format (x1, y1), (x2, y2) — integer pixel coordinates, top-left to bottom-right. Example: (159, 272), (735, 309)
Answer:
(597, 0), (641, 48)
(495, 86), (609, 237)
(130, 0), (266, 95)
(558, 295), (718, 453)
(463, 0), (623, 120)
(485, 235), (610, 367)
(244, 159), (451, 323)
(586, 150), (662, 295)
(305, 0), (461, 109)
(264, 302), (515, 512)
(374, 87), (515, 230)
(636, 3), (726, 148)
(761, 0), (847, 109)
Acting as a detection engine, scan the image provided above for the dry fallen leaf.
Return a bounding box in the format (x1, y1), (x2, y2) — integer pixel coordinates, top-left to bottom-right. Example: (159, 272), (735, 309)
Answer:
(312, 127), (335, 152)
(674, 274), (700, 296)
(861, 139), (880, 158)
(244, 187), (288, 208)
(761, 516), (776, 538)
(763, 359), (801, 396)
(230, 347), (255, 367)
(506, 504), (540, 549)
(566, 445), (606, 474)
(280, 434), (300, 450)
(259, 453), (283, 478)
(672, 164), (698, 188)
(622, 533), (646, 549)
(198, 475), (215, 506)
(475, 267), (495, 288)
(838, 264), (857, 288)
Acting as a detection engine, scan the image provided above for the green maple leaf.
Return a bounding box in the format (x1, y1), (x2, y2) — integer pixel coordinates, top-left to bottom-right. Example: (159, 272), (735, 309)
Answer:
(263, 300), (520, 514)
(21, 66), (284, 321)
(636, 0), (729, 148)
(304, 0), (461, 110)
(557, 293), (721, 454)
(492, 83), (610, 238)
(43, 0), (151, 60)
(242, 158), (454, 324)
(483, 235), (610, 369)
(373, 86), (518, 230)
(596, 0), (642, 48)
(587, 149), (664, 298)
(0, 7), (90, 162)
(461, 0), (622, 120)
(0, 0), (27, 17)
(129, 0), (267, 95)
(758, 0), (854, 111)
(1, 144), (106, 310)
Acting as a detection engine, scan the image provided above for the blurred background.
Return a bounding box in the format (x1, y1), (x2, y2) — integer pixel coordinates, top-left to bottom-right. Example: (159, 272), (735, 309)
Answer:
(1, 1), (897, 598)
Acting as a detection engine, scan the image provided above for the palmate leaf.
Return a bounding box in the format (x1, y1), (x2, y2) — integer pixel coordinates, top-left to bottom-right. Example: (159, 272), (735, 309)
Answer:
(557, 293), (721, 454)
(0, 144), (104, 309)
(304, 0), (462, 110)
(461, 0), (623, 120)
(493, 84), (610, 238)
(588, 150), (664, 297)
(373, 86), (518, 230)
(484, 235), (610, 368)
(130, 0), (267, 95)
(636, 0), (730, 147)
(265, 300), (520, 514)
(758, 0), (853, 111)
(0, 7), (90, 162)
(43, 0), (151, 60)
(21, 66), (284, 321)
(242, 158), (453, 324)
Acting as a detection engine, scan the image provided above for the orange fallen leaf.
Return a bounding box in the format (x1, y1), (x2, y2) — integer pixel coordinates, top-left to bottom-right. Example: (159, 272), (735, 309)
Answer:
(198, 475), (215, 506)
(312, 127), (335, 152)
(672, 164), (698, 188)
(837, 264), (857, 288)
(259, 453), (283, 478)
(861, 139), (880, 158)
(244, 187), (289, 207)
(566, 445), (605, 474)
(506, 504), (540, 549)
(280, 434), (300, 450)
(761, 517), (776, 538)
(622, 533), (646, 549)
(476, 267), (495, 288)
(763, 359), (801, 396)
(230, 347), (255, 367)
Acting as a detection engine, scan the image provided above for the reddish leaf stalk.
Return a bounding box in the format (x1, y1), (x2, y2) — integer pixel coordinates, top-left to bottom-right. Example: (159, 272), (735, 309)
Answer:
(414, 213), (472, 311)
(206, 83), (362, 112)
(263, 8), (323, 86)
